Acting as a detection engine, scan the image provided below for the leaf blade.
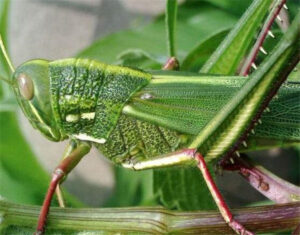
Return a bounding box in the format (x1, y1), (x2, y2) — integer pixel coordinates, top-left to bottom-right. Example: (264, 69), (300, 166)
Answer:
(201, 0), (274, 75)
(181, 29), (229, 71)
(166, 0), (178, 57)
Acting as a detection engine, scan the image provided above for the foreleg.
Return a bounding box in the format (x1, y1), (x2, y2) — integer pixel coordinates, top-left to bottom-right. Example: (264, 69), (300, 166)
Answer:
(35, 140), (91, 235)
(55, 140), (79, 208)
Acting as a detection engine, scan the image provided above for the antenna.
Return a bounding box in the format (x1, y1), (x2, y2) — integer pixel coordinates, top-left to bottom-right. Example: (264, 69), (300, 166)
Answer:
(0, 34), (15, 73)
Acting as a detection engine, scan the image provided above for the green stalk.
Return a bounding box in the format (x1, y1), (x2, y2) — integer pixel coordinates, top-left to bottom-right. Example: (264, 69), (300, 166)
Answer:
(0, 199), (299, 234)
(165, 0), (178, 57)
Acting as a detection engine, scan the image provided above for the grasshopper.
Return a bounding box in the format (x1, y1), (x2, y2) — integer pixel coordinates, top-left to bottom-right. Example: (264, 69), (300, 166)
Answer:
(0, 2), (299, 235)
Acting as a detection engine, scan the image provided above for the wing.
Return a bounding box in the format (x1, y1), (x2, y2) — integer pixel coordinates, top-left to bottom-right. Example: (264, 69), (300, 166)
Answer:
(123, 71), (300, 150)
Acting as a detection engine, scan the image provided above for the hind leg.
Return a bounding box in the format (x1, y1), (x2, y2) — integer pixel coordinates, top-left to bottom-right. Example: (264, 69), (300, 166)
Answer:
(122, 148), (253, 235)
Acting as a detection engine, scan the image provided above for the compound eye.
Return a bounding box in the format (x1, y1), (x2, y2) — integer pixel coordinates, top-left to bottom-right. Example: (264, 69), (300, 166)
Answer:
(17, 73), (34, 100)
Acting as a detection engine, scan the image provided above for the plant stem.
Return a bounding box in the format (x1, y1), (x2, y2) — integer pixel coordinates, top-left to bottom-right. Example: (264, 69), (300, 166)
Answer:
(0, 199), (299, 234)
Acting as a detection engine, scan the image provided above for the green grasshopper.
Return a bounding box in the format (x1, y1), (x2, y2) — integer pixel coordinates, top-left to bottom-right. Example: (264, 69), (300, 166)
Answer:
(0, 2), (299, 235)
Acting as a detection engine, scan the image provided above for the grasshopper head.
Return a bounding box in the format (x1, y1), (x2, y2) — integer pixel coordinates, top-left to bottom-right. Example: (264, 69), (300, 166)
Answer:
(12, 59), (64, 141)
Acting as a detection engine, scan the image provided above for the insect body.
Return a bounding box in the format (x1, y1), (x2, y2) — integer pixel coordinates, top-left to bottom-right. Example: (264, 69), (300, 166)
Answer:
(13, 58), (299, 168)
(1, 10), (299, 235)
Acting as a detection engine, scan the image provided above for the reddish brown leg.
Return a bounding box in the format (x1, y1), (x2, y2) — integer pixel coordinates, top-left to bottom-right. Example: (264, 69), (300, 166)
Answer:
(54, 142), (78, 208)
(194, 153), (253, 235)
(35, 170), (65, 235)
(122, 148), (253, 234)
(35, 141), (91, 235)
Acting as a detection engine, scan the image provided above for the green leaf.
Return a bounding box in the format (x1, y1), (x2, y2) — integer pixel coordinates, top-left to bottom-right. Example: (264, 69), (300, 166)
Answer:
(154, 167), (216, 210)
(0, 96), (17, 111)
(116, 49), (164, 70)
(166, 0), (178, 57)
(105, 168), (155, 207)
(181, 29), (229, 71)
(201, 0), (274, 74)
(0, 113), (50, 204)
(201, 0), (252, 16)
(78, 1), (237, 62)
